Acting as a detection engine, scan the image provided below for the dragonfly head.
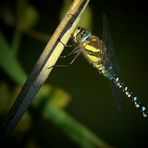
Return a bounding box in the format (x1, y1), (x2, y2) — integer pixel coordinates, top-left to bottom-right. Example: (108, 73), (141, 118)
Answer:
(72, 27), (91, 43)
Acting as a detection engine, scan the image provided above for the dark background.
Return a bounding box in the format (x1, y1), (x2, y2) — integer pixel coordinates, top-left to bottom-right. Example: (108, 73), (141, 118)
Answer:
(0, 0), (148, 147)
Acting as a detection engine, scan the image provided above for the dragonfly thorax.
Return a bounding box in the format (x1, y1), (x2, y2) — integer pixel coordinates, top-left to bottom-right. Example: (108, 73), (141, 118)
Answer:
(72, 27), (91, 43)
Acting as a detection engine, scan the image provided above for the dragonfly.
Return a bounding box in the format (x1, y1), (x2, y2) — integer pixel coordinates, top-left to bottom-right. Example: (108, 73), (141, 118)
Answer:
(63, 14), (148, 118)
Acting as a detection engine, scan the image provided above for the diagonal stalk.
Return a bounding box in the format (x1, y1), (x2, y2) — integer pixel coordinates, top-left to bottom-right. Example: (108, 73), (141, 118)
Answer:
(0, 0), (90, 142)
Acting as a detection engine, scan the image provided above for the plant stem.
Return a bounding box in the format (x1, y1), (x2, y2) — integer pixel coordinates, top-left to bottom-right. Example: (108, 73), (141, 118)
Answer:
(0, 0), (90, 143)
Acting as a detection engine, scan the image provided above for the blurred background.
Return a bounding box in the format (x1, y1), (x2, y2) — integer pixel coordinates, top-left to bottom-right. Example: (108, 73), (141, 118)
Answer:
(0, 0), (148, 147)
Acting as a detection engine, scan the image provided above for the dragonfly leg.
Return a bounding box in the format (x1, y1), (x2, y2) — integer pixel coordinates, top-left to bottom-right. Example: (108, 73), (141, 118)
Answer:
(57, 37), (77, 59)
(48, 51), (80, 69)
(60, 47), (79, 58)
(58, 38), (73, 48)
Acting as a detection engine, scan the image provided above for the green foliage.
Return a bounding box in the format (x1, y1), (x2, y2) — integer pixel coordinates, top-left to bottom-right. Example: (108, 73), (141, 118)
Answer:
(0, 0), (39, 30)
(0, 31), (26, 84)
(45, 105), (107, 148)
(78, 6), (93, 29)
(15, 0), (39, 30)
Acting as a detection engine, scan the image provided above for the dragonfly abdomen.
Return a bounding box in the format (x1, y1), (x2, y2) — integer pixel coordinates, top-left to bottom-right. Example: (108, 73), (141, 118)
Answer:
(110, 74), (148, 118)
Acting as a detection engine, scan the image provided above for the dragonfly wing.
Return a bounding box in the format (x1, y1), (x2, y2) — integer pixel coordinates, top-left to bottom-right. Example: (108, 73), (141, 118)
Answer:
(109, 81), (123, 110)
(102, 14), (123, 110)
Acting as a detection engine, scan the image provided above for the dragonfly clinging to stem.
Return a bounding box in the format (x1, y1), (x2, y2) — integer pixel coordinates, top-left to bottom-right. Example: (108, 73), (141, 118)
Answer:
(60, 14), (148, 118)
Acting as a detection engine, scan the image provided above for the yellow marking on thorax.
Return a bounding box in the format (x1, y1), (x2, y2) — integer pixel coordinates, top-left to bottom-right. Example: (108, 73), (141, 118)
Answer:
(82, 42), (87, 46)
(82, 42), (100, 53)
(91, 38), (97, 41)
(85, 45), (100, 52)
(86, 54), (101, 62)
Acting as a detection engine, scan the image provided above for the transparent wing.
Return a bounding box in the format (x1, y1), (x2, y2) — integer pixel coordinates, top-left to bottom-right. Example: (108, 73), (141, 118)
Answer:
(102, 14), (123, 110)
